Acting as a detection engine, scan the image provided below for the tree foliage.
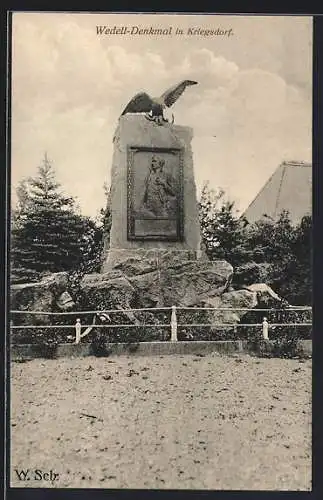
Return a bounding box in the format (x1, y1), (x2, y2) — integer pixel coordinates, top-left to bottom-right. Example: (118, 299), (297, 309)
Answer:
(198, 182), (250, 267)
(198, 182), (312, 305)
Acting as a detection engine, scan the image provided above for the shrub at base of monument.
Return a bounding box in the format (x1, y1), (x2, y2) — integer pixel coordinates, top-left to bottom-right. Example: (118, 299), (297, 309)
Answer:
(11, 327), (71, 346)
(90, 332), (113, 357)
(271, 335), (310, 359)
(247, 336), (310, 360)
(233, 262), (271, 288)
(243, 301), (312, 359)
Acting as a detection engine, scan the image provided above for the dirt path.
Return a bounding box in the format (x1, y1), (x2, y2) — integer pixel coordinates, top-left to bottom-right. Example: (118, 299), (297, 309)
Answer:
(10, 353), (311, 490)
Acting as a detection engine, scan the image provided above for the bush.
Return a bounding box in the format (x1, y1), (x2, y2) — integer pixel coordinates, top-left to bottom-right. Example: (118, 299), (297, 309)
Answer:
(90, 332), (112, 357)
(271, 333), (308, 359)
(233, 262), (271, 287)
(268, 309), (312, 340)
(247, 338), (273, 358)
(243, 305), (311, 358)
(73, 307), (171, 343)
(247, 333), (310, 359)
(11, 327), (75, 345)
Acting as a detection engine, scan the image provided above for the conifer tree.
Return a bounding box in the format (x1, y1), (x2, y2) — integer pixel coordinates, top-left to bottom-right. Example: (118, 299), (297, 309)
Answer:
(11, 154), (97, 282)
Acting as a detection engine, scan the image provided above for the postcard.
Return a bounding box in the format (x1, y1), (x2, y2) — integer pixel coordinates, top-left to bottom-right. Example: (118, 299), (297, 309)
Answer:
(9, 12), (312, 490)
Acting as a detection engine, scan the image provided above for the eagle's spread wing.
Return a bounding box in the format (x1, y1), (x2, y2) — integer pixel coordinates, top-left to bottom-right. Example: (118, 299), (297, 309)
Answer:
(161, 80), (198, 108)
(121, 92), (153, 115)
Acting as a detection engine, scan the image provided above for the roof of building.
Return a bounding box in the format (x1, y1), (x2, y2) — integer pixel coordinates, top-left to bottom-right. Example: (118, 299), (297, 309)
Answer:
(243, 161), (312, 225)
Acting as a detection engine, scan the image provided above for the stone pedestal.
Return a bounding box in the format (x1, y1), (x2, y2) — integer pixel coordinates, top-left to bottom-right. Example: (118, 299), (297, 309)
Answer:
(92, 114), (235, 314)
(102, 115), (202, 272)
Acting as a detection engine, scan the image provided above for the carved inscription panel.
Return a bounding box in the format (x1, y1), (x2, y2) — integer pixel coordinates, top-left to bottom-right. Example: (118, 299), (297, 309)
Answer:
(127, 147), (184, 241)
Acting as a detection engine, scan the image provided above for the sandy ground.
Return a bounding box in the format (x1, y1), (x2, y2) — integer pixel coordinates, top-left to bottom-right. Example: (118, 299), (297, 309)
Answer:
(10, 353), (311, 490)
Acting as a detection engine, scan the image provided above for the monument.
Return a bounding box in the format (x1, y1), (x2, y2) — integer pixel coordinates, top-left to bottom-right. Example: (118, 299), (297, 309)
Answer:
(77, 80), (284, 324)
(81, 79), (235, 311)
(11, 81), (286, 327)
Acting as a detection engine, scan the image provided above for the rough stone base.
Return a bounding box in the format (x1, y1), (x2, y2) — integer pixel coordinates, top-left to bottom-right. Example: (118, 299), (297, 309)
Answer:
(102, 248), (198, 274)
(82, 258), (234, 310)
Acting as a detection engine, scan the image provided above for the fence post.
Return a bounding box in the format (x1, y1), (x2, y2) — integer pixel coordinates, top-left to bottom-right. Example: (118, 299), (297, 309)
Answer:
(171, 306), (178, 342)
(262, 317), (269, 340)
(75, 318), (81, 344)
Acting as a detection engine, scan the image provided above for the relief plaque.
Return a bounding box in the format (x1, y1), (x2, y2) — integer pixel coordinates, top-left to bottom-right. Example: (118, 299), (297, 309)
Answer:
(127, 146), (184, 241)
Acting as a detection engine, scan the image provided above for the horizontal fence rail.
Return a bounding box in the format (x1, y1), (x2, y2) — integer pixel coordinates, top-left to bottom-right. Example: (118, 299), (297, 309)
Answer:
(10, 306), (312, 315)
(10, 307), (171, 315)
(10, 305), (312, 345)
(178, 306), (312, 312)
(10, 324), (172, 329)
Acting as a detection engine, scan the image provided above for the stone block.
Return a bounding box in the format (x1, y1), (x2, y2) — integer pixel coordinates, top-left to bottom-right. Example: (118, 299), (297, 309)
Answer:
(102, 115), (201, 271)
(159, 260), (234, 306)
(11, 272), (75, 325)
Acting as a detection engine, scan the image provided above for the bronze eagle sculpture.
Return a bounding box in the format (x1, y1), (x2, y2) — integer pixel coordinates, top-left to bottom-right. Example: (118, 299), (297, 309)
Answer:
(121, 79), (198, 125)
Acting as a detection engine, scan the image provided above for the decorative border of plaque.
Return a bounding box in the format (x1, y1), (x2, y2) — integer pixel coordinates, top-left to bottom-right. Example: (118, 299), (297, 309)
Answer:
(127, 146), (184, 241)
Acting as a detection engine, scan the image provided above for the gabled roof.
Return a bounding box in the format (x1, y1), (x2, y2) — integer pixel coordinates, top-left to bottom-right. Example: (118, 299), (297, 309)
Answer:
(243, 161), (312, 225)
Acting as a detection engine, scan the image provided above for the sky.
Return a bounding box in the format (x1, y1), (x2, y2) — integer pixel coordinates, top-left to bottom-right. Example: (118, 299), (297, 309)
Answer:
(11, 13), (313, 219)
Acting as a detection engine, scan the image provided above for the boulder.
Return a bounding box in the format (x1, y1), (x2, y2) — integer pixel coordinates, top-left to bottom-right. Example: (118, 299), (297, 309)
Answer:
(86, 258), (233, 310)
(195, 285), (287, 338)
(244, 283), (286, 307)
(79, 259), (233, 326)
(11, 272), (75, 325)
(11, 268), (287, 334)
(80, 272), (138, 323)
(105, 250), (158, 276)
(157, 249), (199, 268)
(103, 248), (197, 275)
(159, 260), (233, 306)
(201, 289), (258, 327)
(129, 271), (162, 308)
